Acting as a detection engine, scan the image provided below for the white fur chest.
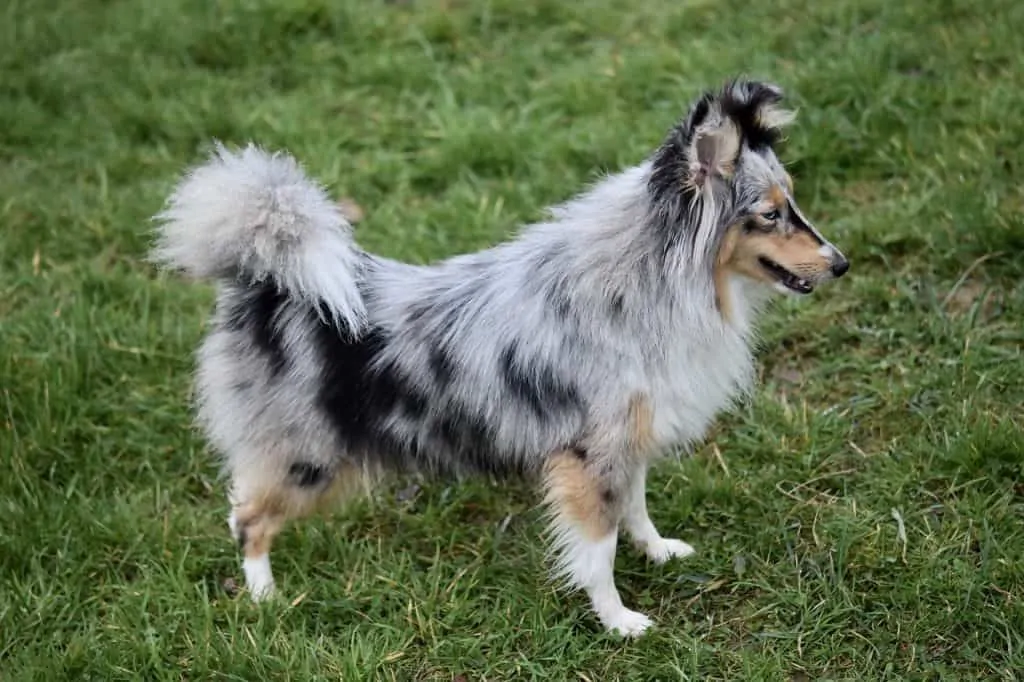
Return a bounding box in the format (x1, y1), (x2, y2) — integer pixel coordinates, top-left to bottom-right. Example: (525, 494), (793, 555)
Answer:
(648, 281), (762, 450)
(649, 330), (755, 450)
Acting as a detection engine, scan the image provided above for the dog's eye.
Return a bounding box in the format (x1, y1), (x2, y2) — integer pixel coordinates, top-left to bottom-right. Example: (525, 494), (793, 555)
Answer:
(760, 210), (781, 222)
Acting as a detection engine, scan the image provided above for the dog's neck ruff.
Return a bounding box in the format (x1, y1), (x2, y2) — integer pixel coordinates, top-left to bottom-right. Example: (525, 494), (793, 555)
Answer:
(507, 162), (771, 451)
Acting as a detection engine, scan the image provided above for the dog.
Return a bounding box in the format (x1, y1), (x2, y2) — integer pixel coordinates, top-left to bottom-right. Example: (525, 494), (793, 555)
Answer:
(152, 78), (848, 637)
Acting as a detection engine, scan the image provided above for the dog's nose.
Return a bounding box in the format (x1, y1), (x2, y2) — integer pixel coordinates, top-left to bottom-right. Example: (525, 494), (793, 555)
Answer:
(831, 255), (850, 278)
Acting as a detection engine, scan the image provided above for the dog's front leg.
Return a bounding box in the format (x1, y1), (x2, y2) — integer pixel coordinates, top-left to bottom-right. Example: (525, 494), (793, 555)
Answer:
(542, 449), (653, 637)
(621, 460), (695, 563)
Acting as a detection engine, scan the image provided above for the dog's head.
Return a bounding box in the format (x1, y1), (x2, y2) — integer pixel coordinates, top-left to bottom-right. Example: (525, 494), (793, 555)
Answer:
(649, 80), (848, 299)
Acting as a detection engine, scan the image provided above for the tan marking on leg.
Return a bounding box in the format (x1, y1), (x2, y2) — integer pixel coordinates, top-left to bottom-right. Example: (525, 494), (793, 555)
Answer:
(627, 393), (655, 454)
(243, 460), (374, 519)
(233, 501), (285, 559)
(543, 451), (615, 540)
(228, 460), (380, 600)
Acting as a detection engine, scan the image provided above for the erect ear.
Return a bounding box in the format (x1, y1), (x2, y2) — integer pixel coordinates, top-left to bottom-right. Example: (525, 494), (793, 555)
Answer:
(688, 117), (741, 189)
(742, 80), (797, 133)
(713, 79), (798, 150)
(755, 98), (797, 131)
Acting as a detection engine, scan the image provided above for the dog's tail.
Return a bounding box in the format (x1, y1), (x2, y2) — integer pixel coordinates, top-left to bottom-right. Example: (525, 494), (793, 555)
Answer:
(152, 142), (366, 331)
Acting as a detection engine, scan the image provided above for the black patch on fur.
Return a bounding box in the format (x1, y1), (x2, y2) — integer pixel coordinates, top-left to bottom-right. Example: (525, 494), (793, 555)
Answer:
(399, 387), (429, 419)
(236, 526), (248, 551)
(571, 446), (587, 461)
(314, 324), (409, 461)
(601, 488), (616, 505)
(648, 91), (712, 210)
(430, 405), (501, 475)
(288, 461), (328, 488)
(689, 91), (714, 129)
(498, 341), (582, 420)
(407, 299), (464, 387)
(312, 306), (517, 478)
(225, 281), (290, 378)
(428, 346), (457, 387)
(648, 134), (698, 226)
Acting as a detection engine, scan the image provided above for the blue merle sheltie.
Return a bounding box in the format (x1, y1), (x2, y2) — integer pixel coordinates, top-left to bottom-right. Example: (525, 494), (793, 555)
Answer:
(152, 79), (849, 636)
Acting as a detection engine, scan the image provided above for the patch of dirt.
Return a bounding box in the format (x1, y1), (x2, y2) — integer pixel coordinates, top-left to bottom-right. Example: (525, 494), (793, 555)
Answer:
(944, 277), (1001, 320)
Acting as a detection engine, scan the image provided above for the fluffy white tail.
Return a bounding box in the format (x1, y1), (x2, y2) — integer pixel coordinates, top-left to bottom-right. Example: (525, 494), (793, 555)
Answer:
(152, 143), (366, 331)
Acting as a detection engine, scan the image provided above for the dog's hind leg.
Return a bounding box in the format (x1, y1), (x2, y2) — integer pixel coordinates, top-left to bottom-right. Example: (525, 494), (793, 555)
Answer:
(621, 460), (695, 564)
(228, 492), (286, 602)
(542, 449), (653, 637)
(226, 457), (365, 602)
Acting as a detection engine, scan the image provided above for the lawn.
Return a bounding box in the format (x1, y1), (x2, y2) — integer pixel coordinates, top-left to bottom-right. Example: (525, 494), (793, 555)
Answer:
(2, 0), (1023, 679)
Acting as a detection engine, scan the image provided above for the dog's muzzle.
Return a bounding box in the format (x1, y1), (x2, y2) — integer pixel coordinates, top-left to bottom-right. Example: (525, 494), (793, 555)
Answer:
(820, 244), (849, 279)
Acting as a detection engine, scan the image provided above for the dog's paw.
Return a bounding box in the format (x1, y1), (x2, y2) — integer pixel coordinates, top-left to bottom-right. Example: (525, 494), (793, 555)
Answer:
(243, 555), (276, 602)
(603, 608), (654, 638)
(645, 538), (696, 565)
(248, 581), (276, 602)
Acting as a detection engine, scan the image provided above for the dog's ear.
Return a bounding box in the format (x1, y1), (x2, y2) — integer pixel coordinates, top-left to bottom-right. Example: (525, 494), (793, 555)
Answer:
(721, 80), (797, 148)
(687, 116), (741, 189)
(747, 81), (796, 131)
(668, 80), (795, 192)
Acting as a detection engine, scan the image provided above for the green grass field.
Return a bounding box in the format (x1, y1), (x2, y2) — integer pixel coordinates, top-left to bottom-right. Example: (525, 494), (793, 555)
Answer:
(3, 0), (1024, 679)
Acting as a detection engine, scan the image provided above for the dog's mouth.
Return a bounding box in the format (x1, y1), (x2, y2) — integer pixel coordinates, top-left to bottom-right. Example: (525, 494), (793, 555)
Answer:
(759, 257), (814, 294)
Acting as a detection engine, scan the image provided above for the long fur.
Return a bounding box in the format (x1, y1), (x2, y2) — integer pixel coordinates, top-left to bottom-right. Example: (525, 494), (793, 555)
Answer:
(153, 78), (847, 636)
(152, 143), (366, 331)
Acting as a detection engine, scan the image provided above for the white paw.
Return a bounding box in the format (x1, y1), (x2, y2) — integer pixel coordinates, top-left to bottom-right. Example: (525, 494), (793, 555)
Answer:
(603, 608), (654, 637)
(645, 538), (695, 565)
(248, 580), (276, 602)
(243, 555), (276, 602)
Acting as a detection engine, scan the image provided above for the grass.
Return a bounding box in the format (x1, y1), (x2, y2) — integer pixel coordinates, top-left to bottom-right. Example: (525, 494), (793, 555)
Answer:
(2, 0), (1024, 678)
